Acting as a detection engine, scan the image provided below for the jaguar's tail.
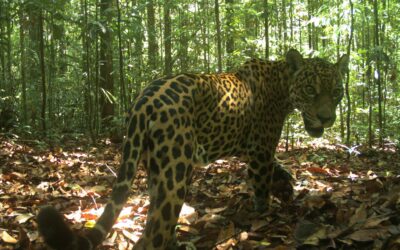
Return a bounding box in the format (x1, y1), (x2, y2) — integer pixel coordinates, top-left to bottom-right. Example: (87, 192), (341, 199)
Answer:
(38, 206), (95, 249)
(38, 111), (145, 249)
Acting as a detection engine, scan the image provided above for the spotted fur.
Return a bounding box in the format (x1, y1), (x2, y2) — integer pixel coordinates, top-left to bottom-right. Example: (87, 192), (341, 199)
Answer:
(38, 49), (349, 249)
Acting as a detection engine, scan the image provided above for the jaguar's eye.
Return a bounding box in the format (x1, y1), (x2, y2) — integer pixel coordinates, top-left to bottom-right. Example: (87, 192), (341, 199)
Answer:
(304, 85), (316, 96)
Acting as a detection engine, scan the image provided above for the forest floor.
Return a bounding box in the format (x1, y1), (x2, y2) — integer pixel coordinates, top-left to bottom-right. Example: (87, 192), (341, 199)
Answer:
(1, 134), (400, 250)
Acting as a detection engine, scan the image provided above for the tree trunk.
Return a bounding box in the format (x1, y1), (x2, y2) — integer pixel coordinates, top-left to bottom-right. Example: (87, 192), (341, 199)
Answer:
(281, 0), (287, 53)
(132, 0), (144, 100)
(39, 9), (47, 135)
(264, 0), (269, 59)
(364, 1), (373, 148)
(336, 0), (344, 140)
(19, 8), (27, 124)
(289, 0), (293, 43)
(116, 0), (126, 112)
(81, 0), (94, 139)
(373, 0), (383, 147)
(307, 0), (312, 50)
(26, 1), (41, 127)
(99, 0), (115, 129)
(163, 0), (172, 76)
(0, 1), (4, 90)
(178, 5), (189, 72)
(48, 14), (55, 128)
(94, 0), (100, 135)
(6, 1), (13, 96)
(200, 0), (211, 72)
(345, 0), (354, 146)
(225, 0), (234, 70)
(215, 0), (222, 72)
(147, 0), (158, 75)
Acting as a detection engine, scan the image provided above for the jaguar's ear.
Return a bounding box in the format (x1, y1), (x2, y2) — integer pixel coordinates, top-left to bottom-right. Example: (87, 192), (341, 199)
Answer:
(337, 54), (349, 76)
(286, 49), (304, 73)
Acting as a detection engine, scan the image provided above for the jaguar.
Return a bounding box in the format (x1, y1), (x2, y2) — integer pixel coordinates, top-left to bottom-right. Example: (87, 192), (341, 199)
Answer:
(38, 49), (349, 249)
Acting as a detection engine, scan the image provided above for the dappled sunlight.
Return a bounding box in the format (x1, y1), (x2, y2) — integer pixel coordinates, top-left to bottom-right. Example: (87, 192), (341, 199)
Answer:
(2, 134), (400, 248)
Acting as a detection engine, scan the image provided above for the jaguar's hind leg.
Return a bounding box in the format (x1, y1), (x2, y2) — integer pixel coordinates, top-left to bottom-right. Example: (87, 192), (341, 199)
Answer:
(134, 134), (195, 249)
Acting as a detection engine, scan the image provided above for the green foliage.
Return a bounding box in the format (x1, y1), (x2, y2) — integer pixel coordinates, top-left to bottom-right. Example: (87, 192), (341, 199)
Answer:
(0, 0), (399, 147)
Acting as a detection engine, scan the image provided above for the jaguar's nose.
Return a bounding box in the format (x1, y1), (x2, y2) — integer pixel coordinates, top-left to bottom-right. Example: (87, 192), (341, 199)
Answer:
(317, 114), (332, 124)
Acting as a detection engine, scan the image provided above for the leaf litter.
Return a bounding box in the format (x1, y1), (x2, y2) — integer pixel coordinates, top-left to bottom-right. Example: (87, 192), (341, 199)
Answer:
(1, 134), (400, 249)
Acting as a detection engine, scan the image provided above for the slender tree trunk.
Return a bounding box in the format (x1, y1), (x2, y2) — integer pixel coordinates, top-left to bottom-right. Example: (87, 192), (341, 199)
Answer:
(365, 1), (373, 148)
(289, 0), (293, 43)
(27, 2), (41, 127)
(178, 5), (189, 72)
(48, 15), (55, 128)
(94, 0), (100, 135)
(381, 0), (387, 146)
(81, 0), (94, 139)
(336, 0), (345, 140)
(6, 2), (13, 96)
(298, 19), (302, 49)
(0, 1), (4, 90)
(163, 0), (172, 76)
(281, 0), (287, 53)
(285, 118), (290, 152)
(215, 0), (222, 72)
(19, 8), (27, 124)
(0, 46), (5, 92)
(200, 0), (210, 72)
(264, 0), (269, 59)
(38, 9), (47, 135)
(147, 0), (158, 75)
(373, 0), (383, 147)
(277, 0), (282, 54)
(132, 0), (144, 100)
(307, 0), (312, 50)
(99, 0), (114, 129)
(312, 1), (318, 51)
(345, 0), (354, 146)
(225, 0), (234, 70)
(116, 0), (126, 112)
(205, 0), (211, 72)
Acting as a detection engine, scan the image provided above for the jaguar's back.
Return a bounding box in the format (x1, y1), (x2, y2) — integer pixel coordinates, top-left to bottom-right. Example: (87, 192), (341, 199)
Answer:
(38, 49), (348, 249)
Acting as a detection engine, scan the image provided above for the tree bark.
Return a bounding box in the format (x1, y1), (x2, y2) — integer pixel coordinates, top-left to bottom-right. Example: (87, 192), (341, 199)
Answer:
(225, 0), (234, 70)
(116, 0), (126, 112)
(163, 0), (172, 76)
(6, 1), (13, 96)
(178, 5), (189, 72)
(345, 0), (354, 146)
(99, 0), (115, 129)
(215, 0), (222, 72)
(38, 9), (47, 135)
(19, 8), (27, 124)
(264, 0), (269, 59)
(373, 0), (383, 147)
(132, 0), (144, 100)
(147, 0), (158, 74)
(81, 0), (94, 139)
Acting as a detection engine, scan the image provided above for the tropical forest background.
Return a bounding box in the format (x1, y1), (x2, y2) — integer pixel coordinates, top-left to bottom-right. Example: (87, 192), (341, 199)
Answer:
(0, 0), (399, 148)
(1, 0), (400, 249)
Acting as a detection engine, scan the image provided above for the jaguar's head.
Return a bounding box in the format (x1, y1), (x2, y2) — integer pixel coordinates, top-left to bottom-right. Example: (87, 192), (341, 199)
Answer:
(286, 49), (349, 138)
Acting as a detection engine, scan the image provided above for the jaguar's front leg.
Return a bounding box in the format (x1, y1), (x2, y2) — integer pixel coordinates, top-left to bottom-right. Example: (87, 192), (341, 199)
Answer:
(270, 161), (294, 203)
(248, 152), (293, 212)
(247, 150), (274, 212)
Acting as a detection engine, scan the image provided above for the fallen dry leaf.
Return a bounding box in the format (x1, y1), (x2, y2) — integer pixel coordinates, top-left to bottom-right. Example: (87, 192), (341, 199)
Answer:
(2, 136), (400, 249)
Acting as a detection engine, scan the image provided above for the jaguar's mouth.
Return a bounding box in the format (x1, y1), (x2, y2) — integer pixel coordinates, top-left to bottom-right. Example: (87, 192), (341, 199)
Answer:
(305, 126), (324, 138)
(303, 115), (325, 138)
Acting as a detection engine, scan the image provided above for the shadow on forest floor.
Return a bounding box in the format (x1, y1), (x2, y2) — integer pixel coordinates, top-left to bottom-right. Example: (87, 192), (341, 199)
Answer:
(1, 134), (400, 249)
